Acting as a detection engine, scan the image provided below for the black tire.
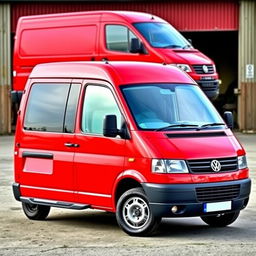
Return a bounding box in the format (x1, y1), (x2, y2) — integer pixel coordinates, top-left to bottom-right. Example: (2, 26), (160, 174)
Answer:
(201, 211), (240, 227)
(116, 187), (161, 236)
(22, 202), (51, 220)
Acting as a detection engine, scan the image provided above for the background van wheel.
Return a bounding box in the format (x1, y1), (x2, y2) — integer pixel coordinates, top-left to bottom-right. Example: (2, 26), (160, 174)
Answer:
(200, 211), (240, 227)
(116, 187), (161, 236)
(22, 202), (51, 220)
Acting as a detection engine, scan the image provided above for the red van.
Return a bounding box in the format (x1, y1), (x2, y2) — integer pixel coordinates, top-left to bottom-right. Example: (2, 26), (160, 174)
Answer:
(13, 62), (250, 236)
(13, 11), (219, 99)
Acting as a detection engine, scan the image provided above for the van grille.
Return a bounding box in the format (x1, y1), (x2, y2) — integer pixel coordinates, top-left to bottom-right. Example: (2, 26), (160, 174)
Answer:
(187, 157), (238, 173)
(192, 64), (214, 74)
(196, 184), (240, 202)
(197, 80), (218, 90)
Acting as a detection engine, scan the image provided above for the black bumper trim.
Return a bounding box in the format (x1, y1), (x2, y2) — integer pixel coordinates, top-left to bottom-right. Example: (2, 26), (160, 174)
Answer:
(12, 183), (21, 201)
(196, 79), (219, 99)
(196, 79), (219, 89)
(142, 179), (251, 217)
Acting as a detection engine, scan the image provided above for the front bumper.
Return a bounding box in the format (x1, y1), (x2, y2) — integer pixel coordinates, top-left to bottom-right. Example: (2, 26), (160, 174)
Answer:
(196, 79), (219, 100)
(142, 179), (251, 217)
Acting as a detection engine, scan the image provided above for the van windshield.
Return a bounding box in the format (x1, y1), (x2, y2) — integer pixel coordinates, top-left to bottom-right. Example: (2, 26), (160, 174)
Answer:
(134, 22), (191, 49)
(121, 84), (224, 130)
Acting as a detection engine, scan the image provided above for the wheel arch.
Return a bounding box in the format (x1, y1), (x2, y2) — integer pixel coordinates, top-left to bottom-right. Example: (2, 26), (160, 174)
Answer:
(112, 169), (147, 210)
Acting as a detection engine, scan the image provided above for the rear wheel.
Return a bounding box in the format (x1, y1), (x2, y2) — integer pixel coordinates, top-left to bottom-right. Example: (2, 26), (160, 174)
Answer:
(116, 187), (161, 236)
(22, 202), (51, 220)
(201, 211), (240, 227)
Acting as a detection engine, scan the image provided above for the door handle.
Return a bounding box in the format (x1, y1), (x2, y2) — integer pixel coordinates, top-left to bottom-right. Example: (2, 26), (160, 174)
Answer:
(64, 143), (80, 148)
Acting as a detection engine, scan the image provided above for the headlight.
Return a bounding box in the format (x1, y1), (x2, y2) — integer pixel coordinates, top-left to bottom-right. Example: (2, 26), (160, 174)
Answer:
(175, 64), (192, 73)
(152, 159), (189, 173)
(238, 155), (247, 169)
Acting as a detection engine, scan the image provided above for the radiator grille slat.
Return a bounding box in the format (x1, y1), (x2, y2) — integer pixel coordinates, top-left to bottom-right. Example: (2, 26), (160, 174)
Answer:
(196, 184), (240, 202)
(192, 64), (214, 74)
(187, 157), (238, 173)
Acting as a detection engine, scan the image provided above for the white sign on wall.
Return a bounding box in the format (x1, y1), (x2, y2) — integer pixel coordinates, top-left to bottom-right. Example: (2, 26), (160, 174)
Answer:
(246, 64), (254, 79)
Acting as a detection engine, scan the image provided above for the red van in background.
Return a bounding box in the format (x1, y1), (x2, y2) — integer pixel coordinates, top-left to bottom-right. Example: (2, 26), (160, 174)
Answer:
(13, 61), (250, 236)
(13, 11), (219, 99)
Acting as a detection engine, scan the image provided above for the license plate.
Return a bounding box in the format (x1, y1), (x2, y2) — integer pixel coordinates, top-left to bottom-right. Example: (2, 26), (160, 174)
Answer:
(200, 76), (214, 80)
(203, 201), (232, 213)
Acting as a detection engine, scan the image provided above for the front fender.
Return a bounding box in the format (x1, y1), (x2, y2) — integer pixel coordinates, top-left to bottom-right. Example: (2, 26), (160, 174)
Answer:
(111, 169), (147, 210)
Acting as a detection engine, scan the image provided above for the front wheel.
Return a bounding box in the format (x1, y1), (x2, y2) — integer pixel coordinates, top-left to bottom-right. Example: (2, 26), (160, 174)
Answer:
(22, 202), (51, 220)
(200, 211), (240, 227)
(116, 187), (161, 236)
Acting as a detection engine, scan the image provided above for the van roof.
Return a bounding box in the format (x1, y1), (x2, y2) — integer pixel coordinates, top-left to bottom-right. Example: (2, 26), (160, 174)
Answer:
(30, 61), (196, 86)
(18, 11), (165, 24)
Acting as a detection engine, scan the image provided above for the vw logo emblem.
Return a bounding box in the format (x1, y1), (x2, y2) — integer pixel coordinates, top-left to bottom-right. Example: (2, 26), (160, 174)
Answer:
(211, 160), (221, 172)
(202, 65), (209, 73)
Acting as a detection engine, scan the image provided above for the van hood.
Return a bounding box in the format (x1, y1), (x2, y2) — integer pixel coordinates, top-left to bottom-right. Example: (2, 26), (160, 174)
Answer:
(142, 131), (244, 159)
(157, 48), (213, 65)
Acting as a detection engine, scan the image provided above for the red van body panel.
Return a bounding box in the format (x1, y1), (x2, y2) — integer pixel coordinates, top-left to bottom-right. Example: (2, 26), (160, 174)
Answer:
(14, 62), (250, 215)
(13, 11), (219, 99)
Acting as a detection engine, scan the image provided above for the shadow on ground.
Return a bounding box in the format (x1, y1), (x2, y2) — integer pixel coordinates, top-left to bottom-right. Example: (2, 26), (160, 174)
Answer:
(44, 209), (248, 240)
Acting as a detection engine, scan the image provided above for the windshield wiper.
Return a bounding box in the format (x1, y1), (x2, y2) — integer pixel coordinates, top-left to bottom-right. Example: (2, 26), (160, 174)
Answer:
(155, 124), (198, 131)
(162, 44), (182, 49)
(197, 123), (225, 130)
(182, 44), (192, 49)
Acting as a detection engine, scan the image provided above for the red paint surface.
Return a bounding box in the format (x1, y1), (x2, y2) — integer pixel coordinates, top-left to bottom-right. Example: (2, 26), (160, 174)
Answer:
(14, 62), (249, 212)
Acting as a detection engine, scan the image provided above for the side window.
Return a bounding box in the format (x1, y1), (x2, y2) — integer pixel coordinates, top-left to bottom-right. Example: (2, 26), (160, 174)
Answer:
(24, 83), (70, 132)
(106, 25), (138, 52)
(82, 85), (122, 135)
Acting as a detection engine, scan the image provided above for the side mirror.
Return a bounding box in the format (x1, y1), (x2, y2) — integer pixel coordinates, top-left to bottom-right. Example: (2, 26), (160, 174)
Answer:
(103, 115), (119, 138)
(130, 38), (147, 54)
(224, 111), (233, 129)
(11, 91), (23, 104)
